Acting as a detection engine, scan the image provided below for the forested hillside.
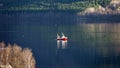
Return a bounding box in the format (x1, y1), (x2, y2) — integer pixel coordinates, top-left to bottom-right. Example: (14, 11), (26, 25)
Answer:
(0, 0), (111, 12)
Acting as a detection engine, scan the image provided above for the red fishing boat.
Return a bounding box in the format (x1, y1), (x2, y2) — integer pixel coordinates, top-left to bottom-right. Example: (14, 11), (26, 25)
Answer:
(57, 33), (68, 41)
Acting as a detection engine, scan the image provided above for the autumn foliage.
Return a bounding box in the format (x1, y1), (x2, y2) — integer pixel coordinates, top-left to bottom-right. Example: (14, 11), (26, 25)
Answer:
(0, 42), (36, 68)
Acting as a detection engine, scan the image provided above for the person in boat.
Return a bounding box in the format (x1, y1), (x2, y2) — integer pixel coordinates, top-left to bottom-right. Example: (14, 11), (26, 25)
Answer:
(57, 33), (68, 40)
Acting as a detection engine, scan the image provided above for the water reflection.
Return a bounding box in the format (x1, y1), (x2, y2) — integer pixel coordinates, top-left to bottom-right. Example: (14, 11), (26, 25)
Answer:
(76, 23), (120, 58)
(62, 40), (67, 49)
(57, 40), (60, 49)
(57, 40), (68, 49)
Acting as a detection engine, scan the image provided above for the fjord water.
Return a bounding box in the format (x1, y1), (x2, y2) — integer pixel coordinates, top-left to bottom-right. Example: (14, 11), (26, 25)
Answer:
(0, 12), (120, 68)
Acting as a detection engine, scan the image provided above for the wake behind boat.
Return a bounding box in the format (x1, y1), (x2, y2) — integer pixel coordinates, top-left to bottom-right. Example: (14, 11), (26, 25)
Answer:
(57, 33), (68, 41)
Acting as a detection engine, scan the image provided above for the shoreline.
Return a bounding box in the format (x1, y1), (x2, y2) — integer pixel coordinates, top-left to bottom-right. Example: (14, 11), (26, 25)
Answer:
(77, 14), (120, 23)
(0, 10), (120, 23)
(0, 10), (120, 15)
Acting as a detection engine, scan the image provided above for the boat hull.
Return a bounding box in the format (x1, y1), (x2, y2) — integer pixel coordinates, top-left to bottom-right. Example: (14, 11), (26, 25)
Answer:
(57, 38), (68, 41)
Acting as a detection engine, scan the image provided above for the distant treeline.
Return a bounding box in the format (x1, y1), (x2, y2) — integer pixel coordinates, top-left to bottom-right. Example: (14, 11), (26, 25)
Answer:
(0, 0), (111, 12)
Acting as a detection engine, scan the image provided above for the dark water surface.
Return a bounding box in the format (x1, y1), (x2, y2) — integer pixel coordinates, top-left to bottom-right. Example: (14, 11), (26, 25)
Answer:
(0, 12), (120, 68)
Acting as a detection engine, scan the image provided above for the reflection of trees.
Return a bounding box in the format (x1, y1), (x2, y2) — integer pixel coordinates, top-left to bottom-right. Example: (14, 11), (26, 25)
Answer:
(0, 42), (36, 68)
(78, 23), (120, 57)
(80, 23), (120, 41)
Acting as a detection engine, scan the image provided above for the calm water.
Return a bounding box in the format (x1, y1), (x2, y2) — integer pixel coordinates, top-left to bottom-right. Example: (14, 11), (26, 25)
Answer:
(0, 13), (120, 68)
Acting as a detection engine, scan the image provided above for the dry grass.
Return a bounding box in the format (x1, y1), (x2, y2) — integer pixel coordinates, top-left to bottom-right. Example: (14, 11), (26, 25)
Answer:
(0, 42), (36, 68)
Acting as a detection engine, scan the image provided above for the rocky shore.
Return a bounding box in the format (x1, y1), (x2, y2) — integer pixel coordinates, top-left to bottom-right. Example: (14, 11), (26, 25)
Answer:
(78, 0), (120, 15)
